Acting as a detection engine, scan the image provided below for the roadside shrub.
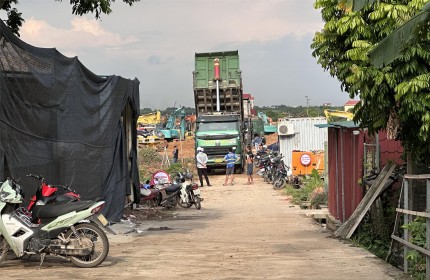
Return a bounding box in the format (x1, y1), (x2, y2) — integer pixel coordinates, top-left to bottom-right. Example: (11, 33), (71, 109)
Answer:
(138, 147), (163, 183)
(283, 169), (325, 205)
(138, 146), (162, 165)
(309, 188), (327, 208)
(351, 184), (399, 271)
(402, 217), (426, 279)
(166, 163), (185, 178)
(138, 146), (198, 184)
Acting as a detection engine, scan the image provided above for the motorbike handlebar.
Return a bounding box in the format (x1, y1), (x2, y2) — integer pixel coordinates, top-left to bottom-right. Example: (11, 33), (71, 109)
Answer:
(26, 174), (74, 192)
(26, 174), (44, 181)
(50, 184), (72, 191)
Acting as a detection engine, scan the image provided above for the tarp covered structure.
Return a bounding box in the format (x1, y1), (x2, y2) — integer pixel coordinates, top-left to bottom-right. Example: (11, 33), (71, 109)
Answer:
(0, 20), (140, 222)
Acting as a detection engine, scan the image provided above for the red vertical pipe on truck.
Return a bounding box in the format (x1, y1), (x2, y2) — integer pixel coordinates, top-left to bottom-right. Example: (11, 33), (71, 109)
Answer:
(214, 58), (221, 111)
(214, 58), (220, 81)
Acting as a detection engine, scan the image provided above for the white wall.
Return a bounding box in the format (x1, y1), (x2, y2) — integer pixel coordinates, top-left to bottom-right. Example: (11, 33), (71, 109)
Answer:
(278, 117), (328, 168)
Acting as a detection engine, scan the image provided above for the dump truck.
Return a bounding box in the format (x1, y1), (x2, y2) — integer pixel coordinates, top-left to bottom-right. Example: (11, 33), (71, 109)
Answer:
(193, 50), (246, 172)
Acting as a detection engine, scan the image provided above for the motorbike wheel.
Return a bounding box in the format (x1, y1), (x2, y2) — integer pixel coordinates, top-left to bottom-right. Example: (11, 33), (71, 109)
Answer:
(177, 193), (192, 208)
(274, 178), (286, 189)
(153, 193), (162, 206)
(194, 196), (201, 210)
(65, 223), (109, 268)
(0, 235), (10, 265)
(165, 195), (177, 210)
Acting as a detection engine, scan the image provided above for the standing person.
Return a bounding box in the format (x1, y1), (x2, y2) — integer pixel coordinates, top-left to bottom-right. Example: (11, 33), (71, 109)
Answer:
(172, 145), (179, 163)
(254, 134), (262, 152)
(223, 148), (237, 186)
(246, 145), (254, 185)
(261, 135), (266, 146)
(196, 147), (211, 187)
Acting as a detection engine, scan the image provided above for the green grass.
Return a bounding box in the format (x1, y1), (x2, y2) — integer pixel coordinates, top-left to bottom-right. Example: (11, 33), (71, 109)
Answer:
(282, 169), (325, 206)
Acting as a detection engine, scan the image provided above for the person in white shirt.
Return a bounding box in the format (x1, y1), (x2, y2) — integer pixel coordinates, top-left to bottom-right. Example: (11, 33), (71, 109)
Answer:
(196, 147), (211, 187)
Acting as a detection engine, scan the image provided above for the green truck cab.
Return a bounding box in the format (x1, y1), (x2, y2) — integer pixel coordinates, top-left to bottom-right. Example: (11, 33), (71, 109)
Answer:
(193, 50), (245, 172)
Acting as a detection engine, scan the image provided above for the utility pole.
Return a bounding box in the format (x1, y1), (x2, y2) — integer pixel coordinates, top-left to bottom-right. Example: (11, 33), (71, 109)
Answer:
(305, 96), (310, 117)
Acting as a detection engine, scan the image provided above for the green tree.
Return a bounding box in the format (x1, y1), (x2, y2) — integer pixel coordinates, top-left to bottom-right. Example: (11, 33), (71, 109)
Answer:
(0, 0), (140, 36)
(264, 110), (283, 122)
(312, 0), (430, 163)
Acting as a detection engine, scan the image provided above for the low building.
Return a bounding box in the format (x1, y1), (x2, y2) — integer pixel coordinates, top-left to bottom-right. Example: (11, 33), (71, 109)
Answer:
(344, 100), (360, 112)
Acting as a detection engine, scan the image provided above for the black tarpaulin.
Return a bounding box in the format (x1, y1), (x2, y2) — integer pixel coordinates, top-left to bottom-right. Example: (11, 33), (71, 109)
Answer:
(0, 20), (140, 222)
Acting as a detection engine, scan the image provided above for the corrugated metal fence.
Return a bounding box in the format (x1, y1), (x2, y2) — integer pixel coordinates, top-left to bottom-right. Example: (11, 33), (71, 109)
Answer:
(278, 117), (328, 168)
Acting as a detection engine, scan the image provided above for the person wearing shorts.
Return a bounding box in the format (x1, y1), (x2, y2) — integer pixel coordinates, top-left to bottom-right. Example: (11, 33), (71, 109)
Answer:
(223, 148), (237, 186)
(246, 145), (254, 185)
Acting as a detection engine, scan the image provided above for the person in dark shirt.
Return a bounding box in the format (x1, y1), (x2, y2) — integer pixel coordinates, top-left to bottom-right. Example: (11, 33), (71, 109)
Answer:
(172, 145), (178, 163)
(246, 145), (254, 185)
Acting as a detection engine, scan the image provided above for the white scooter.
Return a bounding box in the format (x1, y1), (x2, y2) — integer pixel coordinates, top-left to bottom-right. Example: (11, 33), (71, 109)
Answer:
(175, 170), (202, 210)
(0, 178), (109, 268)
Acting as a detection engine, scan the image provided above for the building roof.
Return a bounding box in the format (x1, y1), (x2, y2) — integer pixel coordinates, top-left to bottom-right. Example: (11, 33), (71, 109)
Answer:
(315, 121), (359, 128)
(344, 100), (359, 106)
(243, 93), (254, 100)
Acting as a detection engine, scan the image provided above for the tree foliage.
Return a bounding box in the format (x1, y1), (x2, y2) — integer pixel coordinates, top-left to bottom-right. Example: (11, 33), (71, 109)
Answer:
(0, 0), (140, 36)
(312, 0), (430, 163)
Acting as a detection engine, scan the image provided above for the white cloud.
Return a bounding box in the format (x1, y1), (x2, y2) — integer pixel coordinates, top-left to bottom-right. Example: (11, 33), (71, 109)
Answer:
(136, 0), (323, 50)
(18, 1), (324, 62)
(20, 17), (139, 56)
(13, 0), (343, 109)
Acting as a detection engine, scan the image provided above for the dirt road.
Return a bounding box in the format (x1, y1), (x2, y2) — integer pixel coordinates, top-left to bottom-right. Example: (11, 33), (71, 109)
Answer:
(1, 174), (404, 279)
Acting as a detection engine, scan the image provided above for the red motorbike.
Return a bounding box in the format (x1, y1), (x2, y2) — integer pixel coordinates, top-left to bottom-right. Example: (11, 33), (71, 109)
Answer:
(27, 174), (81, 213)
(140, 180), (160, 206)
(139, 170), (181, 209)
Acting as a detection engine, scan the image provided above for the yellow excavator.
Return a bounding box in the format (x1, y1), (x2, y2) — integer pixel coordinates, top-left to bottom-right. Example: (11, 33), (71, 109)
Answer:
(137, 111), (161, 126)
(137, 111), (167, 151)
(324, 109), (354, 123)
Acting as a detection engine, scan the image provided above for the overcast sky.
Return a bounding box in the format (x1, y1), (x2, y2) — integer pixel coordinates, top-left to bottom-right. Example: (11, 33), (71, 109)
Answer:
(3, 0), (348, 109)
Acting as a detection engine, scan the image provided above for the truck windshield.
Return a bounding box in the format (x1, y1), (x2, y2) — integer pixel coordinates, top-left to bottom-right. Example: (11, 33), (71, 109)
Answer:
(198, 122), (238, 132)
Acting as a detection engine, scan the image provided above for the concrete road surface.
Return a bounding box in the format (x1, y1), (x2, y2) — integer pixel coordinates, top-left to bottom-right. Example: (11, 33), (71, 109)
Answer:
(1, 174), (405, 279)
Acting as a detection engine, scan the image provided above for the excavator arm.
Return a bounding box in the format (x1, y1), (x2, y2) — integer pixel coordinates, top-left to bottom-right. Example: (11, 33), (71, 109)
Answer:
(324, 109), (353, 123)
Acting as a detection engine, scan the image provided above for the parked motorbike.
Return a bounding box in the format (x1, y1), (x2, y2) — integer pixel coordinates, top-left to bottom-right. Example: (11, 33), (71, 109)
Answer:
(175, 170), (202, 210)
(254, 148), (269, 167)
(139, 180), (160, 207)
(260, 152), (282, 183)
(273, 163), (290, 189)
(27, 174), (80, 213)
(0, 178), (109, 268)
(153, 182), (181, 209)
(256, 151), (272, 176)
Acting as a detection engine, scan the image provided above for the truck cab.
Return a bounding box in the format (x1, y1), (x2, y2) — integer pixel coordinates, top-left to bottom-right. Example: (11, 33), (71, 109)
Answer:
(195, 114), (243, 171)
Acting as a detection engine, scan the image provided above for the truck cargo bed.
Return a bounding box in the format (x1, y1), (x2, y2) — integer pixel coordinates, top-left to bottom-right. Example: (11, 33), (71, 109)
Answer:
(194, 88), (241, 115)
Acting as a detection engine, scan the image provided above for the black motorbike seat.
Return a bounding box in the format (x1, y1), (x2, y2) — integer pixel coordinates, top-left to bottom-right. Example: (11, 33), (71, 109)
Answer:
(32, 200), (96, 220)
(165, 183), (181, 193)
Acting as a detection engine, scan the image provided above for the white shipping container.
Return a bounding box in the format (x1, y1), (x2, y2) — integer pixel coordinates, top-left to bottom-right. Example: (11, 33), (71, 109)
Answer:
(278, 117), (327, 168)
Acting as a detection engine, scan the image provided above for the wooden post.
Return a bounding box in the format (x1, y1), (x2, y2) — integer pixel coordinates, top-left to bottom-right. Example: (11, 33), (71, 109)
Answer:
(403, 178), (409, 273)
(334, 162), (396, 238)
(426, 178), (430, 279)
